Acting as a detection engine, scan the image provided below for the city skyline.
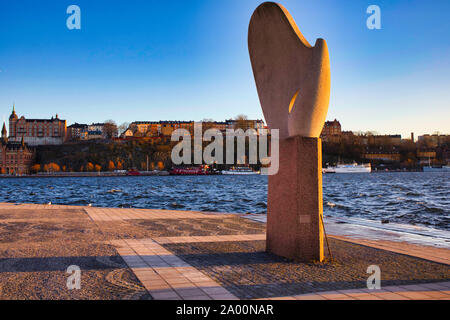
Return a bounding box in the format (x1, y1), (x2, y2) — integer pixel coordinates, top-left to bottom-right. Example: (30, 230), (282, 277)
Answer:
(1, 104), (446, 140)
(1, 0), (449, 139)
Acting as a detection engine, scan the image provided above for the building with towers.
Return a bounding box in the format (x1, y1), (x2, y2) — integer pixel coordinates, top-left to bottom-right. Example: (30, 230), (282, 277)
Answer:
(8, 104), (67, 146)
(1, 122), (35, 175)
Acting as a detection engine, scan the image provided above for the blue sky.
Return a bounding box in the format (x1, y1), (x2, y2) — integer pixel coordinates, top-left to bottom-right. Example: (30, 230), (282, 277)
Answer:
(1, 0), (449, 138)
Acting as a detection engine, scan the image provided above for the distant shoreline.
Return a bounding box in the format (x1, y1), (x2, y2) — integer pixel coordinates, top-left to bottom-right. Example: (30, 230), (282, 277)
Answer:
(0, 172), (169, 178)
(0, 170), (433, 178)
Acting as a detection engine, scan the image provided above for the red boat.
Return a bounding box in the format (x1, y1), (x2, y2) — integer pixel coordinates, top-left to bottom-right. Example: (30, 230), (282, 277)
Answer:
(126, 169), (141, 176)
(169, 166), (209, 175)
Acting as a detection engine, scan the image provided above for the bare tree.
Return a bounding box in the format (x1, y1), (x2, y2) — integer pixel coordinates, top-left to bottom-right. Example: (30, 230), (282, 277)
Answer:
(234, 114), (250, 130)
(202, 118), (215, 131)
(104, 120), (118, 139)
(118, 122), (130, 136)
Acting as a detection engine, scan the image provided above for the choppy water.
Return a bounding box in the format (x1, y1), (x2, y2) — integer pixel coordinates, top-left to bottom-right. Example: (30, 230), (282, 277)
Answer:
(0, 172), (448, 231)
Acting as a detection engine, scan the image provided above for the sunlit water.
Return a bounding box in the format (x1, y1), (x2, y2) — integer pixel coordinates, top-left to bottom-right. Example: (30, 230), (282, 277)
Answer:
(0, 172), (448, 231)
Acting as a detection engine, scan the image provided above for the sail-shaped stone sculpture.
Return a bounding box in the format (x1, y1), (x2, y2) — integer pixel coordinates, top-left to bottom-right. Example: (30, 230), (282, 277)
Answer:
(248, 2), (330, 261)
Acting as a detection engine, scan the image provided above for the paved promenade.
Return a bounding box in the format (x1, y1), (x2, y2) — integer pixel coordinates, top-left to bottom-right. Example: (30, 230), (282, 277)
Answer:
(0, 203), (449, 300)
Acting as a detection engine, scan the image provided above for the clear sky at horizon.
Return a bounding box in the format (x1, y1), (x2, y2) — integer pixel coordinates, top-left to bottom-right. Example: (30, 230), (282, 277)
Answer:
(1, 0), (449, 138)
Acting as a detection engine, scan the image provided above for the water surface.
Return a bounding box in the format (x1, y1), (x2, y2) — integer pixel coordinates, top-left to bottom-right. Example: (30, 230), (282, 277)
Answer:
(0, 172), (448, 231)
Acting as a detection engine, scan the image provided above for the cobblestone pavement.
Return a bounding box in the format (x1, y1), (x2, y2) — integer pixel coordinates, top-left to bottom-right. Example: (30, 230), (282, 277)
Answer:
(0, 203), (449, 300)
(0, 205), (149, 299)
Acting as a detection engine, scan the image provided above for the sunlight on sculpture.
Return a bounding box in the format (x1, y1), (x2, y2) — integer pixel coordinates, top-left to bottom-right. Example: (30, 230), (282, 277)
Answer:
(248, 2), (331, 262)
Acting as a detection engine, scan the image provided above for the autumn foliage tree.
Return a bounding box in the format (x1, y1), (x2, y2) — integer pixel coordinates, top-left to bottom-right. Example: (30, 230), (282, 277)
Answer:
(31, 164), (41, 173)
(86, 162), (94, 172)
(108, 160), (115, 171)
(116, 160), (123, 170)
(95, 164), (102, 172)
(49, 163), (60, 172)
(42, 163), (60, 173)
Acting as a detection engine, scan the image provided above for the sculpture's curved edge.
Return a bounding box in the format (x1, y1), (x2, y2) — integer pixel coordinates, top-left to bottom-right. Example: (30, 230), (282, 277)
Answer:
(314, 38), (331, 137)
(248, 1), (331, 139)
(308, 38), (331, 138)
(249, 2), (312, 49)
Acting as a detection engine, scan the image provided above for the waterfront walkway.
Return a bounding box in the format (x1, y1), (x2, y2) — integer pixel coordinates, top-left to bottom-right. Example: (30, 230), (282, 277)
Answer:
(0, 203), (448, 300)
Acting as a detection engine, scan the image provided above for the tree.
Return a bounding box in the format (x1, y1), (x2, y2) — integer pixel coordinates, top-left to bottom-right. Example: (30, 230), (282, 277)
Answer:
(118, 122), (130, 136)
(31, 164), (41, 173)
(95, 164), (102, 172)
(108, 160), (115, 171)
(202, 118), (216, 131)
(86, 162), (94, 172)
(234, 114), (250, 130)
(116, 160), (123, 170)
(103, 120), (118, 139)
(49, 163), (60, 172)
(0, 168), (6, 174)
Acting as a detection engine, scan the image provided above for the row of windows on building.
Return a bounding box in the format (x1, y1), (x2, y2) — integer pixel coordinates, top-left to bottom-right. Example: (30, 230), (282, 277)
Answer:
(0, 152), (33, 163)
(15, 126), (62, 136)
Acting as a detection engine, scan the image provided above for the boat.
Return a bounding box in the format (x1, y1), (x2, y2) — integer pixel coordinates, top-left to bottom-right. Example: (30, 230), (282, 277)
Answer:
(221, 166), (260, 175)
(139, 170), (170, 176)
(322, 167), (336, 174)
(423, 166), (450, 172)
(169, 166), (209, 175)
(126, 169), (141, 176)
(324, 163), (371, 173)
(422, 158), (450, 172)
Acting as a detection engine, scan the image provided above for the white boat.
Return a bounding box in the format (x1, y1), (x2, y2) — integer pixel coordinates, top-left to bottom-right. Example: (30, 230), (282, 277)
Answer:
(422, 157), (450, 172)
(323, 167), (336, 174)
(423, 166), (450, 172)
(221, 167), (260, 175)
(324, 163), (371, 173)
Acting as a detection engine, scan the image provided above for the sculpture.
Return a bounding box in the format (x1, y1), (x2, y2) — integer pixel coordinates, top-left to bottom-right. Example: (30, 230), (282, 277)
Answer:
(248, 2), (330, 261)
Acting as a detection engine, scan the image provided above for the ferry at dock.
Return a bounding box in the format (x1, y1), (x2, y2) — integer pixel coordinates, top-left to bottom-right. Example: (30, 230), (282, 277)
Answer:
(169, 166), (209, 175)
(221, 167), (260, 175)
(423, 165), (450, 172)
(323, 163), (371, 174)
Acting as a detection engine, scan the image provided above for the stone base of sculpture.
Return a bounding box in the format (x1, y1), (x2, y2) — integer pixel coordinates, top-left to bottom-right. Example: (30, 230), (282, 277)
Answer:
(266, 136), (324, 262)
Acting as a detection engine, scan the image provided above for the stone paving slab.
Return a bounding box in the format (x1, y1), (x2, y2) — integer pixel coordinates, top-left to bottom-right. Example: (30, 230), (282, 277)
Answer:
(86, 207), (232, 221)
(287, 282), (450, 300)
(154, 234), (266, 244)
(330, 235), (450, 265)
(108, 238), (237, 300)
